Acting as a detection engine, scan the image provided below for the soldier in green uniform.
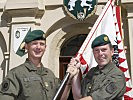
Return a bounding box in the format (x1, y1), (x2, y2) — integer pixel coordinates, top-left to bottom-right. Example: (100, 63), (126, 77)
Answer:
(0, 29), (76, 100)
(68, 34), (126, 100)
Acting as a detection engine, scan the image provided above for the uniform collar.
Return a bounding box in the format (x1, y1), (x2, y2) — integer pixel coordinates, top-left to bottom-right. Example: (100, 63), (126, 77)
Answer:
(99, 62), (115, 75)
(93, 67), (100, 75)
(24, 59), (49, 75)
(24, 59), (37, 71)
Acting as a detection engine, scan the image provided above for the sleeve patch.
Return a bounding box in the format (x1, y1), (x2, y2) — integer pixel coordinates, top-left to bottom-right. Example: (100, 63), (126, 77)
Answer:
(1, 80), (10, 92)
(106, 82), (117, 94)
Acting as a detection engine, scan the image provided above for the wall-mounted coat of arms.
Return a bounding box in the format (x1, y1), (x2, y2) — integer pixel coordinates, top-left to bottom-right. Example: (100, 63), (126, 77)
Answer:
(64, 0), (97, 21)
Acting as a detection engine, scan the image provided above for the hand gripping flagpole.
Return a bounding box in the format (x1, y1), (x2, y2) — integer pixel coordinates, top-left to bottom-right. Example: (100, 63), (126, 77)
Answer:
(53, 53), (81, 100)
(53, 54), (81, 100)
(53, 72), (70, 100)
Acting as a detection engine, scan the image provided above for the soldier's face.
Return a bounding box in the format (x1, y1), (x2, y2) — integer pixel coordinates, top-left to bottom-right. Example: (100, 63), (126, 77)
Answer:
(25, 40), (46, 59)
(93, 44), (114, 69)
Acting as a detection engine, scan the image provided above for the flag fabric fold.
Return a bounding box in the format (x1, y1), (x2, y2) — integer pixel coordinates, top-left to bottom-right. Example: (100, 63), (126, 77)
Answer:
(77, 0), (133, 99)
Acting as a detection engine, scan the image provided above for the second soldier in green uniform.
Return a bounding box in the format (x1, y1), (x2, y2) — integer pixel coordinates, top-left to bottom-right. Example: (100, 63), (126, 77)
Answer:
(68, 34), (126, 100)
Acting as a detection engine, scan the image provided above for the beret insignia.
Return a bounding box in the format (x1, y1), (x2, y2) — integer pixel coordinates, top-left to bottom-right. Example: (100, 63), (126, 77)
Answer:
(104, 36), (108, 42)
(20, 42), (25, 50)
(43, 34), (46, 38)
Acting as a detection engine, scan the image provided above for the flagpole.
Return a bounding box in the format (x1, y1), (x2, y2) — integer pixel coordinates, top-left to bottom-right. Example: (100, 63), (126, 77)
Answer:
(53, 72), (70, 100)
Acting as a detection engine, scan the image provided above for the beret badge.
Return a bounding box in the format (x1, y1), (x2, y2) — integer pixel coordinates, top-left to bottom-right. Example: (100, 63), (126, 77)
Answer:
(104, 36), (108, 42)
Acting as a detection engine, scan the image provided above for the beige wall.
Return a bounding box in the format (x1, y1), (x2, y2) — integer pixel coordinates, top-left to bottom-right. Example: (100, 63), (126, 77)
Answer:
(0, 0), (133, 84)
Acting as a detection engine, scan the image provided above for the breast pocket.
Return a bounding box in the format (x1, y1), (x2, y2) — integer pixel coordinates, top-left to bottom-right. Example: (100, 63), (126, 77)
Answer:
(22, 77), (42, 97)
(23, 80), (32, 97)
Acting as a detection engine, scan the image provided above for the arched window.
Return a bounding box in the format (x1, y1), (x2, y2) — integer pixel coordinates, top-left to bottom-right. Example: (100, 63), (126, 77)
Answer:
(60, 34), (87, 56)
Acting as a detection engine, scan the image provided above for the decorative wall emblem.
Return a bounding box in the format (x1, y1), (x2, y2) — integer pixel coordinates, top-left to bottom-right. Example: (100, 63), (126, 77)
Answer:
(64, 0), (97, 21)
(13, 27), (31, 57)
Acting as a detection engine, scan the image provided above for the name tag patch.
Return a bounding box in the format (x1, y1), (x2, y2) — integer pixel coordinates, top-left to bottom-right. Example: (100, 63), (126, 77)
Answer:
(23, 76), (41, 82)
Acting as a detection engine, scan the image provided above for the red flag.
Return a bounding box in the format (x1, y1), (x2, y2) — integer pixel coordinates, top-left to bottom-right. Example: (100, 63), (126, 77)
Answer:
(77, 0), (133, 99)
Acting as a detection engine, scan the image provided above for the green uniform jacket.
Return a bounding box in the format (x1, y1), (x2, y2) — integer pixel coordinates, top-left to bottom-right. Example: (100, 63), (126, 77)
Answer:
(81, 62), (126, 100)
(0, 59), (60, 100)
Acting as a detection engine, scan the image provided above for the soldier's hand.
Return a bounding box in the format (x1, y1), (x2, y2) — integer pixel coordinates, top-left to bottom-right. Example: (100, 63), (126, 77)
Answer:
(67, 64), (79, 80)
(67, 56), (81, 80)
(69, 56), (81, 69)
(74, 55), (81, 69)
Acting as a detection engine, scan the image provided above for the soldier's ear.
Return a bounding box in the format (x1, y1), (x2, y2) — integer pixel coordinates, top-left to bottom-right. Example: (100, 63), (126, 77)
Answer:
(111, 48), (114, 56)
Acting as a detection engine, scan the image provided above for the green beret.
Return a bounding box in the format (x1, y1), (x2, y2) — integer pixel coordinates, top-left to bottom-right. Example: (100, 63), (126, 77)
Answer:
(91, 34), (111, 48)
(25, 30), (46, 43)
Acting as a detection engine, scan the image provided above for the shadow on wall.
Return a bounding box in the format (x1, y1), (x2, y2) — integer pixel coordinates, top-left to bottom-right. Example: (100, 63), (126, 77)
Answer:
(0, 31), (7, 80)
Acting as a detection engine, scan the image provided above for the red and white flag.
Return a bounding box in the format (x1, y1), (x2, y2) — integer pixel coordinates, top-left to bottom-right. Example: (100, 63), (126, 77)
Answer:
(77, 0), (133, 99)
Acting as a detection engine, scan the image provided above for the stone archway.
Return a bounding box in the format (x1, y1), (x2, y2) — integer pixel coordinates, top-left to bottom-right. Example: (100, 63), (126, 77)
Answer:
(47, 23), (91, 77)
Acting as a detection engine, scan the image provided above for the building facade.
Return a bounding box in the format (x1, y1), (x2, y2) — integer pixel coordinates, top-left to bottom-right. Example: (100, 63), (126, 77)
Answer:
(0, 0), (133, 85)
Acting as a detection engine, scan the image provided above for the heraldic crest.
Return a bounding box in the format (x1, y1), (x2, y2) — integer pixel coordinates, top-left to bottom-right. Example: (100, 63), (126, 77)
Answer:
(64, 0), (97, 21)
